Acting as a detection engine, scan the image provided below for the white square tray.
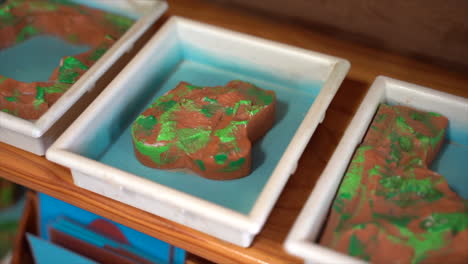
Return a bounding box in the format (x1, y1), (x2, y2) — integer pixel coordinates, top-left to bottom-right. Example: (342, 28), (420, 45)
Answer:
(285, 76), (468, 263)
(46, 16), (350, 247)
(0, 0), (168, 155)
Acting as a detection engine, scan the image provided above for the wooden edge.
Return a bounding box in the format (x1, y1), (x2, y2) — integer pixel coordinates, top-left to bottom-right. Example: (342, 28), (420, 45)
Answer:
(185, 253), (216, 264)
(11, 191), (38, 264)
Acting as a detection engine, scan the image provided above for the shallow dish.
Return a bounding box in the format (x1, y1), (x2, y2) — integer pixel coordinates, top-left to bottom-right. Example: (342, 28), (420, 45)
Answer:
(46, 16), (350, 247)
(284, 76), (468, 263)
(0, 0), (168, 155)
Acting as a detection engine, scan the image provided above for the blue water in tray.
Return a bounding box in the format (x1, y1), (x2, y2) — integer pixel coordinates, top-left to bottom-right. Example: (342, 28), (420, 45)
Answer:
(0, 35), (90, 83)
(431, 129), (468, 199)
(98, 58), (322, 214)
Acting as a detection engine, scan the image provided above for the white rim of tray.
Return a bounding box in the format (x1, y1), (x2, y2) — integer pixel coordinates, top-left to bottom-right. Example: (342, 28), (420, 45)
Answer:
(47, 16), (351, 235)
(284, 75), (468, 264)
(0, 0), (168, 138)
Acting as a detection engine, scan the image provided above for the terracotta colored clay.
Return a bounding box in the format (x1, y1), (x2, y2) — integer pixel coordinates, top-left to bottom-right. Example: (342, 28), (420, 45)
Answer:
(0, 0), (134, 119)
(320, 104), (468, 264)
(131, 80), (276, 180)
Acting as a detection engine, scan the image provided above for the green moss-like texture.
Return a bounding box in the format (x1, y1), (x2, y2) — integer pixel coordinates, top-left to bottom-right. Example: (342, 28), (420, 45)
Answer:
(132, 80), (276, 180)
(321, 104), (468, 264)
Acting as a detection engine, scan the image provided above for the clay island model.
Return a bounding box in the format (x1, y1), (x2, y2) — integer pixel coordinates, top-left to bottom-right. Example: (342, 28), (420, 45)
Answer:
(320, 104), (468, 264)
(131, 80), (276, 180)
(0, 0), (134, 119)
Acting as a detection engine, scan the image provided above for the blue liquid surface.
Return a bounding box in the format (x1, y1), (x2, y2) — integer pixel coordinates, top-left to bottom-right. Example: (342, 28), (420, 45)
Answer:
(0, 35), (89, 83)
(432, 135), (468, 199)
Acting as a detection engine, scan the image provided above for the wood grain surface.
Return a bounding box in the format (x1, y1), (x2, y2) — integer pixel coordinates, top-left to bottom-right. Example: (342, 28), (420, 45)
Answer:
(1, 0), (467, 263)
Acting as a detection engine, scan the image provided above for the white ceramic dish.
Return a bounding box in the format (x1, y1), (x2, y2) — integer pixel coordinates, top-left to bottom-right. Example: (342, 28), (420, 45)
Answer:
(0, 0), (168, 155)
(284, 76), (468, 263)
(46, 16), (350, 247)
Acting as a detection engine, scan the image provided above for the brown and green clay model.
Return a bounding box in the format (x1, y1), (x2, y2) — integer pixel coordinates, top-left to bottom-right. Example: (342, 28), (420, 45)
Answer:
(0, 0), (134, 119)
(321, 104), (468, 264)
(131, 80), (276, 180)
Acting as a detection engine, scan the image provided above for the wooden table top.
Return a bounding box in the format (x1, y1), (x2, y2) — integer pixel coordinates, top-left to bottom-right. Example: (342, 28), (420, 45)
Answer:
(1, 0), (467, 263)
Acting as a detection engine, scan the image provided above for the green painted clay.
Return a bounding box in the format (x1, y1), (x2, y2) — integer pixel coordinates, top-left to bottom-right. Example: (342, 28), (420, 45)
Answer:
(132, 81), (275, 178)
(16, 25), (41, 43)
(33, 86), (45, 109)
(348, 234), (370, 261)
(58, 57), (89, 84)
(322, 104), (466, 264)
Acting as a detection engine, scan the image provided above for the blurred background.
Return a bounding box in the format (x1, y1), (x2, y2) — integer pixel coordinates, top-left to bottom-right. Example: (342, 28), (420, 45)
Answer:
(0, 179), (24, 263)
(211, 0), (468, 73)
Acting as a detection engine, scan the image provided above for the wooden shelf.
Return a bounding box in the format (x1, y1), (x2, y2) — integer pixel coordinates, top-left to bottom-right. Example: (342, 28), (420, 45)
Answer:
(1, 0), (467, 263)
(186, 253), (214, 264)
